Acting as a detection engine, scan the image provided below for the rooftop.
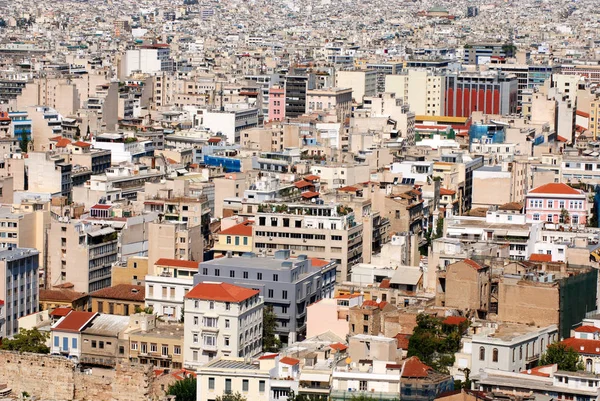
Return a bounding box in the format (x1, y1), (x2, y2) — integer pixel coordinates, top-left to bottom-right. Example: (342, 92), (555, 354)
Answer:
(88, 284), (145, 302)
(185, 282), (259, 302)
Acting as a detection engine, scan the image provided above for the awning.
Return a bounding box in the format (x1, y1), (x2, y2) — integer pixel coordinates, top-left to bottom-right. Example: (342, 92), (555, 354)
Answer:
(299, 373), (330, 382)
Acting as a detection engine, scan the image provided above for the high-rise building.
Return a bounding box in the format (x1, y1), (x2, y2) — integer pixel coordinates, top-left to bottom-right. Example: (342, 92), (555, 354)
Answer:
(444, 72), (518, 117)
(0, 248), (39, 338)
(284, 72), (315, 118)
(385, 69), (446, 116)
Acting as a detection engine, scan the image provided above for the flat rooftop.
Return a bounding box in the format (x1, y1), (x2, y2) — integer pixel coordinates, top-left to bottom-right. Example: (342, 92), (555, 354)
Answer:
(206, 359), (258, 370)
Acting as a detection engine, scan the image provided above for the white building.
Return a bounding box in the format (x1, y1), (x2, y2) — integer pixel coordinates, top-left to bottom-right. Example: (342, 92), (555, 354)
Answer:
(183, 282), (263, 368)
(197, 358), (272, 401)
(50, 311), (98, 363)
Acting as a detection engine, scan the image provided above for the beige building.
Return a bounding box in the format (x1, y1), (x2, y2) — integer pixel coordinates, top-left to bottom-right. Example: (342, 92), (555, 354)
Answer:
(335, 70), (377, 103)
(306, 88), (353, 121)
(438, 259), (491, 316)
(147, 221), (203, 276)
(197, 358), (272, 401)
(385, 69), (446, 116)
(213, 173), (247, 219)
(16, 77), (80, 117)
(240, 124), (300, 151)
(213, 221), (253, 256)
(472, 161), (530, 209)
(128, 313), (184, 369)
(112, 256), (149, 286)
(77, 284), (145, 316)
(308, 163), (370, 191)
(80, 314), (130, 367)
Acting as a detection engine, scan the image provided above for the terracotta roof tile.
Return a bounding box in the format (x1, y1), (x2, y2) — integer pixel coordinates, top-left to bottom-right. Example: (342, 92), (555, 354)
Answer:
(53, 311), (97, 333)
(329, 342), (348, 351)
(294, 180), (312, 189)
(185, 282), (259, 302)
(528, 183), (581, 196)
(461, 259), (484, 271)
(310, 258), (330, 267)
(401, 356), (433, 378)
(440, 188), (456, 196)
(50, 307), (73, 317)
(562, 337), (600, 355)
(301, 191), (320, 199)
(88, 284), (145, 302)
(529, 254), (552, 262)
(220, 221), (253, 237)
(72, 141), (91, 147)
(155, 258), (199, 269)
(279, 356), (300, 365)
(259, 353), (278, 360)
(442, 316), (467, 326)
(394, 333), (411, 349)
(40, 288), (85, 302)
(575, 326), (600, 333)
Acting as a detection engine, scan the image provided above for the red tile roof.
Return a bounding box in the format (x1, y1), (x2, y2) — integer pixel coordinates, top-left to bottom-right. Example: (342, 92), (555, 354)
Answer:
(91, 204), (112, 210)
(89, 284), (145, 302)
(362, 300), (388, 309)
(529, 253), (552, 262)
(50, 307), (73, 317)
(310, 258), (330, 267)
(329, 342), (348, 351)
(53, 311), (97, 333)
(575, 326), (600, 333)
(556, 135), (568, 143)
(208, 137), (222, 143)
(394, 333), (411, 349)
(40, 288), (85, 302)
(461, 259), (484, 271)
(279, 356), (300, 366)
(401, 357), (433, 378)
(442, 316), (467, 326)
(562, 337), (600, 355)
(220, 221), (253, 237)
(185, 282), (259, 302)
(259, 353), (278, 360)
(380, 279), (391, 289)
(338, 185), (360, 192)
(301, 191), (320, 199)
(440, 188), (456, 196)
(55, 138), (72, 148)
(528, 183), (581, 196)
(155, 258), (199, 269)
(577, 110), (590, 118)
(72, 141), (91, 147)
(520, 365), (553, 377)
(304, 174), (320, 181)
(294, 180), (313, 189)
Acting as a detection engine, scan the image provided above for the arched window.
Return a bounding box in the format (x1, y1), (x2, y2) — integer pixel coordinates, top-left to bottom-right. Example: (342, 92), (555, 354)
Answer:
(492, 348), (499, 363)
(479, 346), (485, 361)
(587, 359), (593, 372)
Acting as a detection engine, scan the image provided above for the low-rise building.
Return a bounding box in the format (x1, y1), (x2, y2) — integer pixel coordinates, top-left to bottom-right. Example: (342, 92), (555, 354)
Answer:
(196, 358), (271, 401)
(76, 284), (145, 316)
(128, 313), (184, 369)
(50, 310), (98, 363)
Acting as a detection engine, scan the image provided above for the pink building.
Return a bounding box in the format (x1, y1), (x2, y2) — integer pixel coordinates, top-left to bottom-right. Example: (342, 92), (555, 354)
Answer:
(306, 294), (363, 339)
(525, 183), (587, 226)
(268, 86), (285, 122)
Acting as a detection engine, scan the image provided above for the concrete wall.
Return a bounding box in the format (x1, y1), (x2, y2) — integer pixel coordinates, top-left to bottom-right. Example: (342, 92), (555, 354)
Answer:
(0, 351), (153, 401)
(497, 278), (559, 327)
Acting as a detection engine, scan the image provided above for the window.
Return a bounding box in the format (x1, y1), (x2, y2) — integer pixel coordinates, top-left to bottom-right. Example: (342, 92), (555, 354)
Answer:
(492, 348), (498, 362)
(54, 336), (59, 347)
(257, 272), (262, 280)
(226, 302), (231, 310)
(273, 274), (278, 282)
(202, 268), (208, 275)
(215, 269), (220, 277)
(363, 325), (368, 334)
(359, 381), (368, 391)
(225, 319), (231, 328)
(533, 213), (540, 221)
(225, 379), (232, 394)
(72, 338), (77, 350)
(230, 270), (235, 278)
(548, 200), (554, 208)
(131, 342), (138, 350)
(92, 340), (97, 348)
(174, 346), (181, 355)
(193, 334), (199, 343)
(479, 346), (485, 361)
(209, 301), (215, 310)
(559, 200), (565, 209)
(203, 317), (218, 327)
(203, 335), (217, 346)
(225, 337), (230, 347)
(227, 236), (232, 244)
(208, 378), (215, 390)
(364, 314), (369, 321)
(242, 379), (249, 392)
(150, 343), (157, 353)
(519, 346), (523, 360)
(194, 300), (199, 308)
(194, 316), (199, 325)
(243, 271), (248, 279)
(572, 215), (579, 225)
(162, 345), (169, 356)
(259, 381), (266, 392)
(268, 289), (274, 298)
(282, 290), (288, 299)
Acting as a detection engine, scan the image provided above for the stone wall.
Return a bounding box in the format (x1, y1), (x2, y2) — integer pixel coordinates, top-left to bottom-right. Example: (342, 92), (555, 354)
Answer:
(0, 351), (154, 401)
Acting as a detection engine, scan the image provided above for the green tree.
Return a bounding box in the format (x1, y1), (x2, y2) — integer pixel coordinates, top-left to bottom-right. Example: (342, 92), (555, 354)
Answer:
(216, 392), (247, 401)
(167, 376), (196, 401)
(0, 328), (50, 353)
(74, 126), (81, 140)
(407, 314), (462, 373)
(540, 343), (583, 371)
(560, 208), (570, 224)
(19, 136), (30, 153)
(434, 216), (444, 239)
(263, 305), (281, 351)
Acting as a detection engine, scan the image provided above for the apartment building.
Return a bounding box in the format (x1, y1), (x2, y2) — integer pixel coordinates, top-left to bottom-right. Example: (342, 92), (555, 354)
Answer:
(48, 219), (118, 293)
(213, 221), (253, 256)
(147, 221), (203, 274)
(195, 251), (336, 344)
(145, 258), (198, 321)
(183, 282), (263, 368)
(0, 248), (39, 338)
(25, 151), (73, 199)
(252, 203), (362, 280)
(128, 313), (184, 369)
(524, 183), (587, 227)
(335, 70), (377, 103)
(197, 358), (272, 401)
(50, 310), (98, 362)
(79, 313), (130, 367)
(306, 88), (352, 121)
(268, 86), (285, 122)
(385, 69), (446, 116)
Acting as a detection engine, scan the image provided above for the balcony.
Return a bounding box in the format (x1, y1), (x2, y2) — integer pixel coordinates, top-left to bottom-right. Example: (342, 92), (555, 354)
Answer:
(330, 390), (399, 401)
(202, 342), (218, 351)
(202, 325), (219, 333)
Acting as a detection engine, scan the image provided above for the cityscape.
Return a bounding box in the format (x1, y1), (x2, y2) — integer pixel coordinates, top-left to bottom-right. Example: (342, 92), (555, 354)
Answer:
(0, 0), (599, 400)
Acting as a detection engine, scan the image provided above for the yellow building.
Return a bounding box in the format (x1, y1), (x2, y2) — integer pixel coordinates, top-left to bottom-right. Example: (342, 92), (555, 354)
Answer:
(128, 313), (184, 369)
(111, 256), (149, 286)
(213, 221), (253, 256)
